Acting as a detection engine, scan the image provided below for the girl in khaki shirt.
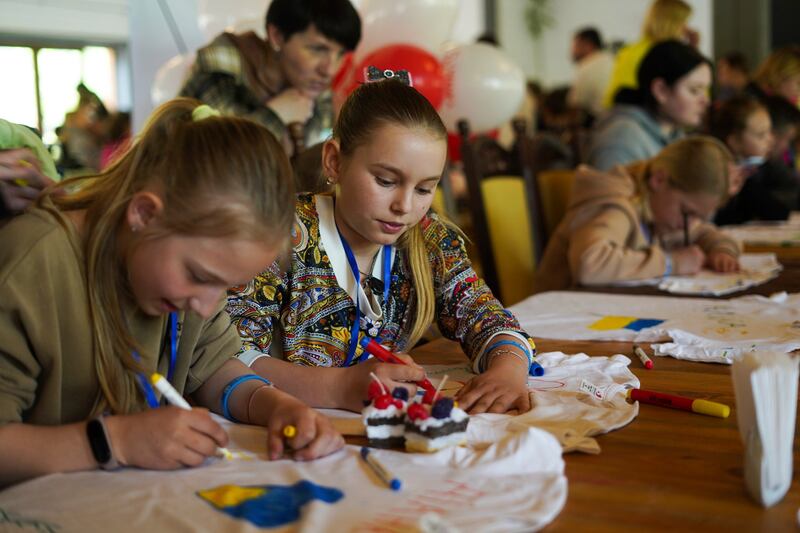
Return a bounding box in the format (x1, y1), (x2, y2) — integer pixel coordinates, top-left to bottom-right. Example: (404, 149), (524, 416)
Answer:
(536, 136), (741, 293)
(0, 99), (343, 487)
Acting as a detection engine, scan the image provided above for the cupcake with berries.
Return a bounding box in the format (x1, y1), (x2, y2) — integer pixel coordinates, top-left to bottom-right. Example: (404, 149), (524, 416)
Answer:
(361, 377), (410, 449)
(404, 381), (469, 453)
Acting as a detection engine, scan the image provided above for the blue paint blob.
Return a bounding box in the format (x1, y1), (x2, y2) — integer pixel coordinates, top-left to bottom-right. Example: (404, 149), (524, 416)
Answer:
(624, 318), (665, 332)
(201, 480), (344, 528)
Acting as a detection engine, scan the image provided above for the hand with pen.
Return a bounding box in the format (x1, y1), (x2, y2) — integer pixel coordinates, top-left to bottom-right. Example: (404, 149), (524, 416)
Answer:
(0, 148), (56, 216)
(251, 387), (345, 461)
(100, 407), (230, 470)
(342, 353), (426, 411)
(670, 245), (706, 275)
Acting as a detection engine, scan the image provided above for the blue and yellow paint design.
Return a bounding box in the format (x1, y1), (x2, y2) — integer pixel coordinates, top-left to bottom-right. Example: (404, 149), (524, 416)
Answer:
(589, 316), (664, 332)
(198, 480), (343, 527)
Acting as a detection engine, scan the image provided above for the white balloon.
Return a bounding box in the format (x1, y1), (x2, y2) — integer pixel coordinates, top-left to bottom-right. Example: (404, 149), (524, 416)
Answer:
(354, 0), (458, 61)
(439, 43), (526, 134)
(197, 0), (269, 40)
(151, 54), (194, 106)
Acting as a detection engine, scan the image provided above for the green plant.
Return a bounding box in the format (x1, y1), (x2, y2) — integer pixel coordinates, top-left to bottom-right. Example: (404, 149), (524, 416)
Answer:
(525, 0), (555, 39)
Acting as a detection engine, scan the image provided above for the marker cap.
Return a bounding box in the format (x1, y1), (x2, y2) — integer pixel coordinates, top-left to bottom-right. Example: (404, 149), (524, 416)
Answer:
(692, 399), (730, 418)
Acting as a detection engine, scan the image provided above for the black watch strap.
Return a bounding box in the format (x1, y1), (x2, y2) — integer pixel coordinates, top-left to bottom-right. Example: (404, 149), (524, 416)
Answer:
(86, 416), (120, 470)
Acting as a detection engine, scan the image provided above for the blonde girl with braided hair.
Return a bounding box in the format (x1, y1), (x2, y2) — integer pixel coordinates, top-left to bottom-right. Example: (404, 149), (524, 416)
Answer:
(228, 77), (536, 414)
(0, 98), (343, 487)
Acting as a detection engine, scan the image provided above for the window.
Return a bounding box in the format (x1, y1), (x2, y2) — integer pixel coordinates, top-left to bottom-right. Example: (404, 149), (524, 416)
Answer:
(0, 44), (117, 145)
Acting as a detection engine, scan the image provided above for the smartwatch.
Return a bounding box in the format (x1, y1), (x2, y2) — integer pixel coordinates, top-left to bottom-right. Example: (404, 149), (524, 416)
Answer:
(86, 416), (120, 470)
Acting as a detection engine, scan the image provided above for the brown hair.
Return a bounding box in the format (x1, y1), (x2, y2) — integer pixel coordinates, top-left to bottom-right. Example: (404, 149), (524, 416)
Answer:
(711, 96), (767, 142)
(334, 80), (447, 348)
(40, 98), (295, 414)
(650, 135), (733, 197)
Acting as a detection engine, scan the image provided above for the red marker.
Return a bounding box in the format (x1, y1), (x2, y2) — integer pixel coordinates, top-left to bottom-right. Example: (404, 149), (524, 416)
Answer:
(633, 344), (654, 369)
(627, 388), (730, 418)
(359, 338), (436, 394)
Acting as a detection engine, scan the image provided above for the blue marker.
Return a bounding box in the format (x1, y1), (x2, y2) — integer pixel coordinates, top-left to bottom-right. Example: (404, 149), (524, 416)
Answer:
(529, 359), (545, 377)
(360, 447), (402, 491)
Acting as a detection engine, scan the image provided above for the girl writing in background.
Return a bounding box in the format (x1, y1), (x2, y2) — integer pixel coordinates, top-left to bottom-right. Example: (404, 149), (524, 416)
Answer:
(0, 99), (342, 488)
(535, 136), (741, 293)
(227, 77), (535, 415)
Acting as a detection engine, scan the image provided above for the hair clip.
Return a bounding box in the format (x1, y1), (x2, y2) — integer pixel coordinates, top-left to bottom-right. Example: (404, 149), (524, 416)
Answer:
(365, 66), (413, 87)
(192, 104), (221, 121)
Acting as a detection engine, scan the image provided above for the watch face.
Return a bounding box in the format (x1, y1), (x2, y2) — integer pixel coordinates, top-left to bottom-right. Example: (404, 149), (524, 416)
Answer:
(86, 418), (112, 464)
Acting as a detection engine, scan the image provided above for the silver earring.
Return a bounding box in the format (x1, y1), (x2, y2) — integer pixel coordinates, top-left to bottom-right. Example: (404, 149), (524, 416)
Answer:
(325, 176), (335, 186)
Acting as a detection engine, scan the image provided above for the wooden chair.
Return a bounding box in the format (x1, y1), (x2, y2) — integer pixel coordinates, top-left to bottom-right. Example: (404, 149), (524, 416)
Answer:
(458, 119), (539, 305)
(459, 119), (574, 305)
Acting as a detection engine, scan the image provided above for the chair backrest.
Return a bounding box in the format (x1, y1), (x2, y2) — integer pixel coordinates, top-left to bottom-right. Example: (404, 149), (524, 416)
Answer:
(458, 119), (540, 305)
(537, 169), (576, 241)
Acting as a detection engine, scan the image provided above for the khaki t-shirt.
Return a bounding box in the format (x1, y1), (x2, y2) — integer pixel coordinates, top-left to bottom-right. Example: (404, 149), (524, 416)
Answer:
(0, 207), (242, 425)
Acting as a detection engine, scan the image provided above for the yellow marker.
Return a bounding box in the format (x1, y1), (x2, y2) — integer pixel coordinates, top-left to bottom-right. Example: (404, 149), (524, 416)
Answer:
(17, 159), (33, 168)
(12, 178), (28, 187)
(283, 425), (297, 438)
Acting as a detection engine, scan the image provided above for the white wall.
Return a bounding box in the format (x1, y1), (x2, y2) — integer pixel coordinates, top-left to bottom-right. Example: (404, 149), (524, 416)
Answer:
(0, 0), (128, 43)
(497, 0), (712, 89)
(128, 0), (205, 131)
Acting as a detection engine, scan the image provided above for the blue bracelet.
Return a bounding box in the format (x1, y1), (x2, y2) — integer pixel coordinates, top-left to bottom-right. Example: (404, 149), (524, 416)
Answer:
(485, 339), (531, 363)
(221, 374), (272, 422)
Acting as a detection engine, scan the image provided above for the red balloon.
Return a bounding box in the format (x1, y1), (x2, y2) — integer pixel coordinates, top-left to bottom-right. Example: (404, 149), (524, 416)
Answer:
(354, 44), (446, 109)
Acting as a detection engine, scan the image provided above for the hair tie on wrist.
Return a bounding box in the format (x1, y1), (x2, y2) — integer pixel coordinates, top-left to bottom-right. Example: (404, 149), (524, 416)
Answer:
(192, 104), (221, 122)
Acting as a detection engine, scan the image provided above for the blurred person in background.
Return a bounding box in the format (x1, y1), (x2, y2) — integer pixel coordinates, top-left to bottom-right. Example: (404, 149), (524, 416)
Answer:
(588, 40), (711, 171)
(603, 0), (695, 109)
(715, 51), (750, 103)
(567, 27), (614, 120)
(180, 0), (361, 158)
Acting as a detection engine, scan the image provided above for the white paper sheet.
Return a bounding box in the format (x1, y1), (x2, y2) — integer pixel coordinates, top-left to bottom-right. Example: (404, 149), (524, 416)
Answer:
(601, 253), (782, 296)
(721, 223), (800, 248)
(511, 291), (800, 364)
(0, 416), (567, 533)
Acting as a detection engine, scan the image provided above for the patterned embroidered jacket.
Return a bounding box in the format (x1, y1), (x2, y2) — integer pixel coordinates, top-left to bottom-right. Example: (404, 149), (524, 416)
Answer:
(226, 195), (535, 372)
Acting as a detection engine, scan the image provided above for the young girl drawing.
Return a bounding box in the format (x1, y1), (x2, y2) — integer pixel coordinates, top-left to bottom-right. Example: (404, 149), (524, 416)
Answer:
(535, 136), (741, 292)
(227, 77), (536, 414)
(0, 99), (342, 487)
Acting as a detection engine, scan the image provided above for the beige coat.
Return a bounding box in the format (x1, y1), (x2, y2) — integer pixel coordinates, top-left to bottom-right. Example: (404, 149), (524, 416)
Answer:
(0, 207), (241, 425)
(534, 163), (740, 293)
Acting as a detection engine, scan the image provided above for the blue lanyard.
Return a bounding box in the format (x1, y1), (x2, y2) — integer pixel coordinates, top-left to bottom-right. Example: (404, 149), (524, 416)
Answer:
(133, 311), (179, 408)
(337, 232), (392, 366)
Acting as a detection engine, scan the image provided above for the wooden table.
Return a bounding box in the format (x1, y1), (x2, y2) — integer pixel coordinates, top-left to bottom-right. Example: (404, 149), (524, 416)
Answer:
(576, 257), (800, 298)
(411, 337), (800, 532)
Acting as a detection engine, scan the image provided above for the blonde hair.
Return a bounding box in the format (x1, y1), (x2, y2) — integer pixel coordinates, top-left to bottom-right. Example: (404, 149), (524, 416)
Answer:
(39, 98), (295, 414)
(334, 81), (448, 348)
(642, 0), (692, 41)
(649, 136), (733, 197)
(754, 46), (800, 94)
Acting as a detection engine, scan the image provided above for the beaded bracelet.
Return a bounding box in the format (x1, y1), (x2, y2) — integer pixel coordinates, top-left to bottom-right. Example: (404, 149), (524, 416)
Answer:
(221, 375), (272, 422)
